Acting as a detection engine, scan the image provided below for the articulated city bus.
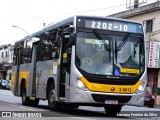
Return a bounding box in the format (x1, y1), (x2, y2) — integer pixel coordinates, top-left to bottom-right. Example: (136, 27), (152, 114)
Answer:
(11, 16), (147, 115)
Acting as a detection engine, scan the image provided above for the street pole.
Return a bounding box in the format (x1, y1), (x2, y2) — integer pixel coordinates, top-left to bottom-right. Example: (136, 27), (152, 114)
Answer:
(12, 25), (28, 34)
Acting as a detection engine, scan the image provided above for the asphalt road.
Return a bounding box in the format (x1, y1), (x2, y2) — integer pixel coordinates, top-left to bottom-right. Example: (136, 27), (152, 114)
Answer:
(0, 89), (160, 120)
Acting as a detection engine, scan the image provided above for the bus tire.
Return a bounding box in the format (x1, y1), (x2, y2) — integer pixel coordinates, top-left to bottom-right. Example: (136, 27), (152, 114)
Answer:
(21, 85), (30, 106)
(48, 84), (62, 111)
(104, 105), (122, 116)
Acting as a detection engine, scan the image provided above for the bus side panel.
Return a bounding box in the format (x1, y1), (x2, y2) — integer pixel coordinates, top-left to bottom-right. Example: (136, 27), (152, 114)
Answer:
(36, 60), (53, 99)
(11, 66), (18, 95)
(19, 64), (30, 96)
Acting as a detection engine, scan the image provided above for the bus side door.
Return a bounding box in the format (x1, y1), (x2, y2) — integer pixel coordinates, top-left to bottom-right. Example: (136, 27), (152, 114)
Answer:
(59, 33), (72, 98)
(28, 41), (39, 96)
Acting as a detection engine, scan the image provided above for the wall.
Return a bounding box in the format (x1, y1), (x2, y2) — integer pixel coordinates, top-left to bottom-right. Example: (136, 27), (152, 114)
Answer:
(8, 45), (14, 64)
(124, 9), (160, 41)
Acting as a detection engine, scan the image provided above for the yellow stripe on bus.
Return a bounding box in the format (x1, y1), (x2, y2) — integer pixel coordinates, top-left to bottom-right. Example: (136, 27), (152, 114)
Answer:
(36, 76), (38, 91)
(80, 77), (141, 94)
(11, 71), (29, 89)
(11, 73), (15, 88)
(19, 71), (29, 88)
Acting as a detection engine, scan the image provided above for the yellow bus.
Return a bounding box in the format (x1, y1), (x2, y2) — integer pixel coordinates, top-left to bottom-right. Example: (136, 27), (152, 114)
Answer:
(11, 16), (147, 115)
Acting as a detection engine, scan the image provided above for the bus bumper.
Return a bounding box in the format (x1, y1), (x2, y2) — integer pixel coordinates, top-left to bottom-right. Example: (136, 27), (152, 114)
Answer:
(68, 86), (145, 106)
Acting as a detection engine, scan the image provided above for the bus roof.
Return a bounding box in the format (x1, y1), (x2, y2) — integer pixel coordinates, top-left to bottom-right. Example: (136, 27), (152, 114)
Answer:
(15, 15), (142, 43)
(30, 16), (75, 38)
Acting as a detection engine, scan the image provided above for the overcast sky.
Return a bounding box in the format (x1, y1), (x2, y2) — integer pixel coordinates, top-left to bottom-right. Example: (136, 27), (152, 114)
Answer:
(0, 0), (157, 45)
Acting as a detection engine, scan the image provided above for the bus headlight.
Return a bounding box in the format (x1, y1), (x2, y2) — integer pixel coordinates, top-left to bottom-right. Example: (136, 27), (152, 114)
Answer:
(138, 85), (144, 91)
(135, 81), (146, 94)
(76, 79), (88, 91)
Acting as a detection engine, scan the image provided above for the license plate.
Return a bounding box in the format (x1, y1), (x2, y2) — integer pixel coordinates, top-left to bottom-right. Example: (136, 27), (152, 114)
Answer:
(105, 100), (118, 104)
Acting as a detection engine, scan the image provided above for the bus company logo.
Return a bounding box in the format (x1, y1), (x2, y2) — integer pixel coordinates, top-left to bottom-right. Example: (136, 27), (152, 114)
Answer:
(2, 112), (11, 117)
(111, 87), (115, 91)
(106, 76), (119, 79)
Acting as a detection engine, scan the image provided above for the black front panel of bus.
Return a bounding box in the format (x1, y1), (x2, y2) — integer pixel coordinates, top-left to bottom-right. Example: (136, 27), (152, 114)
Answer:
(79, 69), (141, 85)
(84, 75), (139, 85)
(76, 17), (143, 33)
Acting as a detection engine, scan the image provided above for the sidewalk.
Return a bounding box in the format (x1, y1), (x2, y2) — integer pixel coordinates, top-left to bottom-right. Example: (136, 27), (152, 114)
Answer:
(0, 89), (14, 96)
(0, 89), (21, 104)
(0, 89), (48, 106)
(0, 101), (24, 111)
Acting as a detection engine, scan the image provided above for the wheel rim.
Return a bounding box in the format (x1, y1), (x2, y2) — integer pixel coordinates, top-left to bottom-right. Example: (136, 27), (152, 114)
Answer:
(49, 90), (55, 106)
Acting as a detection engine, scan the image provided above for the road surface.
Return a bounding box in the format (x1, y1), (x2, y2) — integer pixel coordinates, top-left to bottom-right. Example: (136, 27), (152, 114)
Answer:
(0, 89), (160, 120)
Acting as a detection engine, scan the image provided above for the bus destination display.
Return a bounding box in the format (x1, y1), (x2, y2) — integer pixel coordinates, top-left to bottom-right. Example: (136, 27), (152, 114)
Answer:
(85, 20), (143, 33)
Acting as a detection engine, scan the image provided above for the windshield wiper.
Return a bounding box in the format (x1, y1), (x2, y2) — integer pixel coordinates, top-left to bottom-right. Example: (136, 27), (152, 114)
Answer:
(115, 39), (118, 63)
(115, 33), (129, 63)
(116, 33), (129, 51)
(93, 30), (110, 51)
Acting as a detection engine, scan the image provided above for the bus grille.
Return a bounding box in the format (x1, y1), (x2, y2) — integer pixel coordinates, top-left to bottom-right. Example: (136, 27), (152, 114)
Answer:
(91, 94), (132, 104)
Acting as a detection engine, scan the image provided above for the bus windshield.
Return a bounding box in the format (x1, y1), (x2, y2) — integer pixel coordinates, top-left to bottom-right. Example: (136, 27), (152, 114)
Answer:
(76, 32), (144, 76)
(76, 32), (112, 75)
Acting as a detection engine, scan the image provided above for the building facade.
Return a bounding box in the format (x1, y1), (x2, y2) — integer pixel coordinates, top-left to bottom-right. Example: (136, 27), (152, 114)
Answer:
(0, 44), (14, 80)
(109, 2), (160, 106)
(6, 45), (14, 80)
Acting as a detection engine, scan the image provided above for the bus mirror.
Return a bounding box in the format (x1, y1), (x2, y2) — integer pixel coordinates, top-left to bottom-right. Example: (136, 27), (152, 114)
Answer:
(64, 25), (74, 33)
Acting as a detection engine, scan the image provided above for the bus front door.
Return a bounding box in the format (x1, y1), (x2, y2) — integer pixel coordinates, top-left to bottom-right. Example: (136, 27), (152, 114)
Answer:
(59, 33), (72, 98)
(28, 42), (38, 97)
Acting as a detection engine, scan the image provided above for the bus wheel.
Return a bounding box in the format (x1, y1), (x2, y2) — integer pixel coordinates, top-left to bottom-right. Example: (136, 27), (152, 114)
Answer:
(48, 84), (62, 111)
(104, 105), (122, 116)
(21, 85), (30, 106)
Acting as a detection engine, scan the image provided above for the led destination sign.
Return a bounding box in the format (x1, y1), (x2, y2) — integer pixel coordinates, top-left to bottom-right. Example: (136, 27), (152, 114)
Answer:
(84, 20), (143, 33)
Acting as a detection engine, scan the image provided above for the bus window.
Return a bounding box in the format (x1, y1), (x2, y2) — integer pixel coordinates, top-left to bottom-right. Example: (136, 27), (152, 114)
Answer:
(23, 41), (32, 63)
(13, 41), (25, 65)
(37, 30), (61, 61)
(13, 48), (17, 65)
